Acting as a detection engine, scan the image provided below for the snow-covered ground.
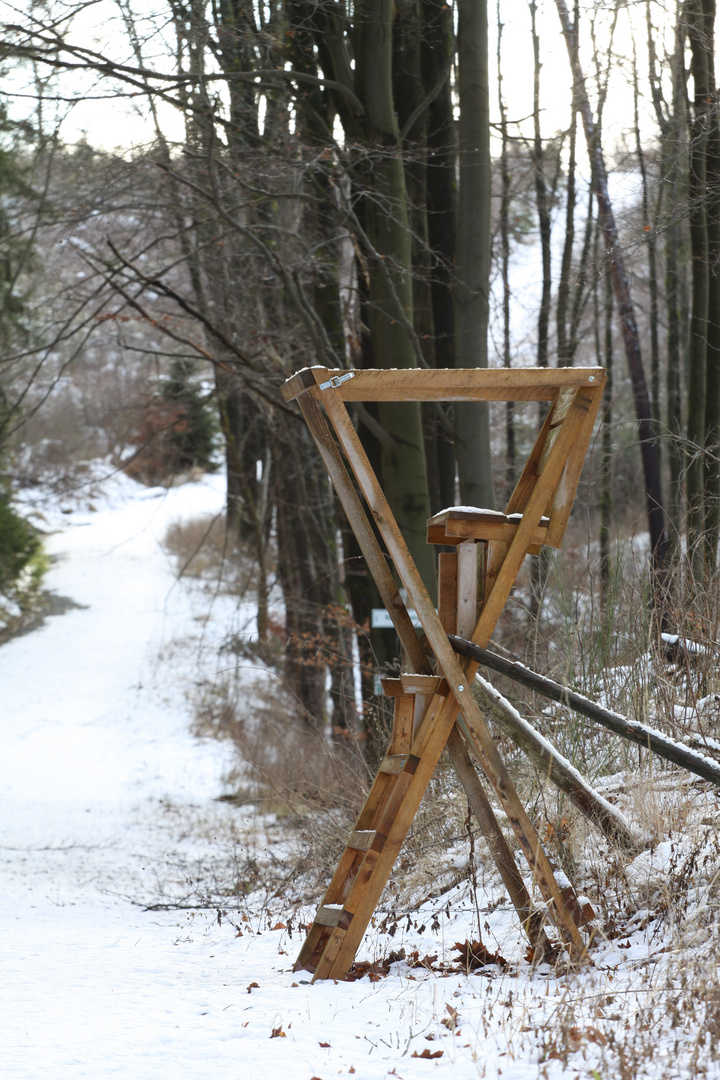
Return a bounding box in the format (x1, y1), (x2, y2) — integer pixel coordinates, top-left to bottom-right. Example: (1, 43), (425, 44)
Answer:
(3, 470), (720, 1079)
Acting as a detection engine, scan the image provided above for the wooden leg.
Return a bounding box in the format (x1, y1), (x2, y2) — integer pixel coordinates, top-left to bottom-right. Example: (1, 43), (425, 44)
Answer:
(438, 552), (458, 635)
(456, 542), (478, 638)
(445, 725), (553, 957)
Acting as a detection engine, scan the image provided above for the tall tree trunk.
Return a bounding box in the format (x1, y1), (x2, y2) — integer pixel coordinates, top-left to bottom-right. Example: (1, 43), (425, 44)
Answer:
(686, 0), (711, 572)
(496, 0), (515, 497)
(648, 0), (685, 544)
(422, 0), (457, 512)
(528, 0), (552, 642)
(633, 42), (661, 426)
(454, 0), (494, 510)
(353, 0), (435, 589)
(599, 248), (614, 602)
(557, 0), (579, 371)
(393, 0), (447, 516)
(530, 1), (552, 381)
(702, 0), (720, 569)
(555, 0), (669, 597)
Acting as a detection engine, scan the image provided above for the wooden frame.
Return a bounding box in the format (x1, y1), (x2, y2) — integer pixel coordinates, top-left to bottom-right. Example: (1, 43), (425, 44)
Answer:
(283, 366), (606, 980)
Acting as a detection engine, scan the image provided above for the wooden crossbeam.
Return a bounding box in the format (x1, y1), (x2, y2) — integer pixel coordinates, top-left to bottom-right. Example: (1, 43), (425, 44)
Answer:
(282, 365), (604, 403)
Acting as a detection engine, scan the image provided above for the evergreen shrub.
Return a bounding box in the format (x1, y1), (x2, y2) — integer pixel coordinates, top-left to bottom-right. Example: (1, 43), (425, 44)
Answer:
(0, 497), (40, 591)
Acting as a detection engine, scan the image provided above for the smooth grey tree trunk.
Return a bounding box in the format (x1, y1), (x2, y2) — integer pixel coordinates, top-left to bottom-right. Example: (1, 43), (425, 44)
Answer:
(454, 0), (494, 510)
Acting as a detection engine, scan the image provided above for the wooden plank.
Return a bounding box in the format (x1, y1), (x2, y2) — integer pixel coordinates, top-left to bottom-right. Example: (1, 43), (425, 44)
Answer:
(325, 367), (604, 401)
(484, 541), (506, 609)
(456, 542), (478, 638)
(379, 678), (405, 697)
(313, 924), (350, 981)
(319, 385), (588, 963)
(281, 366), (320, 402)
(429, 520), (548, 546)
(294, 922), (332, 973)
(505, 394), (558, 516)
(378, 754), (408, 774)
(347, 831), (377, 852)
(355, 771), (400, 831)
(429, 508), (508, 525)
(427, 523), (455, 545)
(389, 694), (414, 756)
(545, 377), (605, 547)
(399, 674), (445, 695)
(472, 388), (595, 649)
(437, 519), (549, 545)
(445, 726), (553, 956)
(438, 552), (458, 634)
(283, 366), (605, 403)
(315, 905), (345, 927)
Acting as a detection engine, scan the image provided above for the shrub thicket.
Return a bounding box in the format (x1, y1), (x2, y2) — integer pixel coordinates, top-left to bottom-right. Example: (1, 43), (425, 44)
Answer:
(0, 495), (39, 592)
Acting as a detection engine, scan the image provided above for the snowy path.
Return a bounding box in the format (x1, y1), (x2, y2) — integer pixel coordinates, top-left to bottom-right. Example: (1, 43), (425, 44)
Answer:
(0, 475), (263, 1078)
(1, 473), (706, 1080)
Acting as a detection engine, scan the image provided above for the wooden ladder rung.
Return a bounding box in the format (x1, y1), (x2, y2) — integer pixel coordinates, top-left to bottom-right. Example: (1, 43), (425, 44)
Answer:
(347, 830), (376, 852)
(315, 905), (345, 927)
(399, 674), (446, 696)
(378, 754), (408, 774)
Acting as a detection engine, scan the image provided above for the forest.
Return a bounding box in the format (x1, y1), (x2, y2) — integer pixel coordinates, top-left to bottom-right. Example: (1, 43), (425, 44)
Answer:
(3, 2), (720, 1074)
(2, 1), (719, 709)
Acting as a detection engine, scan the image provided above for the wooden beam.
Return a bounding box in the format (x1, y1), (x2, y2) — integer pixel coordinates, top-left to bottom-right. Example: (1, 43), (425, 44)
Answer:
(471, 388), (596, 648)
(428, 518), (549, 546)
(448, 633), (720, 789)
(438, 552), (458, 634)
(445, 727), (554, 957)
(456, 542), (479, 638)
(283, 366), (605, 403)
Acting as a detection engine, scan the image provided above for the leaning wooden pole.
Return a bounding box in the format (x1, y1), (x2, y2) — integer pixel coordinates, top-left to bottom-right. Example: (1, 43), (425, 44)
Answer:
(471, 672), (644, 852)
(449, 634), (720, 788)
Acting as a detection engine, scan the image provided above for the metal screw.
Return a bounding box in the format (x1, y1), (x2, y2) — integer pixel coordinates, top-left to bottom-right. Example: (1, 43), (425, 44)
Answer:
(458, 685), (464, 692)
(588, 375), (595, 382)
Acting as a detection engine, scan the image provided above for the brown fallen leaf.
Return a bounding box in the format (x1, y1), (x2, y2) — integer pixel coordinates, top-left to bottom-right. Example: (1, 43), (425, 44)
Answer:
(452, 939), (507, 971)
(272, 922), (287, 931)
(247, 982), (260, 993)
(270, 1026), (286, 1038)
(319, 1041), (331, 1048)
(441, 1004), (459, 1030)
(406, 950), (441, 971)
(346, 959), (391, 982)
(412, 1048), (444, 1060)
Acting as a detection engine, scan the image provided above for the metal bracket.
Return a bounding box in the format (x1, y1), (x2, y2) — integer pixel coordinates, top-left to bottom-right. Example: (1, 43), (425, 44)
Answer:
(319, 372), (355, 391)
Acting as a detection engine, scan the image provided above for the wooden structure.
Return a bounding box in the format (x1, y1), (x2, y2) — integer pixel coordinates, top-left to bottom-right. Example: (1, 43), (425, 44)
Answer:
(281, 366), (606, 980)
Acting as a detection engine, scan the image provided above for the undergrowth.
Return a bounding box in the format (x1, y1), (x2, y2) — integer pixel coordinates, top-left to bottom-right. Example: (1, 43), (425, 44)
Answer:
(163, 512), (720, 1001)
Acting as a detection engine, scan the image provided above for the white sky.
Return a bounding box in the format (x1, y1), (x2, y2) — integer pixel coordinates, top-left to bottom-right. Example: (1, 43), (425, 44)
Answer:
(0, 0), (683, 158)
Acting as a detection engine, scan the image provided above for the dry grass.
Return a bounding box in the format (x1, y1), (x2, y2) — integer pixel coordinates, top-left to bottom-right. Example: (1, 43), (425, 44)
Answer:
(188, 662), (475, 908)
(161, 512), (257, 597)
